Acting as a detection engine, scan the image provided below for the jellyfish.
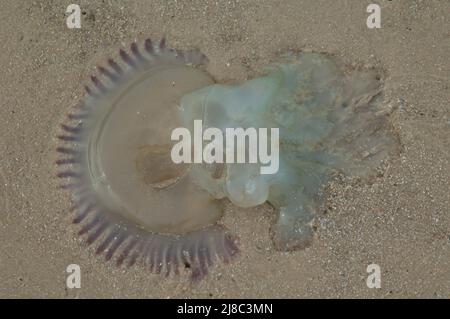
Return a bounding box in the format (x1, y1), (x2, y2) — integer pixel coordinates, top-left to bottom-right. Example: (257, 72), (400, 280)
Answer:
(56, 38), (399, 280)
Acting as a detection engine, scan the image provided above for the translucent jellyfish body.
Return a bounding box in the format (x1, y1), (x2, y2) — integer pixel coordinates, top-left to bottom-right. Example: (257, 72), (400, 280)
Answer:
(57, 38), (398, 281)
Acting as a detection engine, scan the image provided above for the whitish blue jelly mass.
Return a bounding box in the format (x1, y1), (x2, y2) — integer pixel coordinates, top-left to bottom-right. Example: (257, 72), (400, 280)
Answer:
(179, 52), (398, 250)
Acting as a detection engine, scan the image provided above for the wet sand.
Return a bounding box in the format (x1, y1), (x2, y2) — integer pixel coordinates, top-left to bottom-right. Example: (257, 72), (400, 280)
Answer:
(0, 0), (449, 298)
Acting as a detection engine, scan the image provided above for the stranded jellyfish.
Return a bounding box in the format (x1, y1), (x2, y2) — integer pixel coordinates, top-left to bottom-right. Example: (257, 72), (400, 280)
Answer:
(56, 38), (399, 280)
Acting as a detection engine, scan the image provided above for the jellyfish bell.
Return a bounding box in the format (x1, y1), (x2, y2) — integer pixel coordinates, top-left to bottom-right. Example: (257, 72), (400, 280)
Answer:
(56, 38), (239, 281)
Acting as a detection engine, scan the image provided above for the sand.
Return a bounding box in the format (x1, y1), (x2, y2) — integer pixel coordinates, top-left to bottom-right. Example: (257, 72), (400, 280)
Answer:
(0, 0), (449, 298)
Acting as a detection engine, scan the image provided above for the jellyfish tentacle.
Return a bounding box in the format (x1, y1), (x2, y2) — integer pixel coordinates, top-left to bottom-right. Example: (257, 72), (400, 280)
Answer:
(271, 200), (316, 251)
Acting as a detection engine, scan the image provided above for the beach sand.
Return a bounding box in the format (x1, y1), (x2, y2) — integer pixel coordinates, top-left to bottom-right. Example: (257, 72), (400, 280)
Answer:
(0, 0), (449, 298)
